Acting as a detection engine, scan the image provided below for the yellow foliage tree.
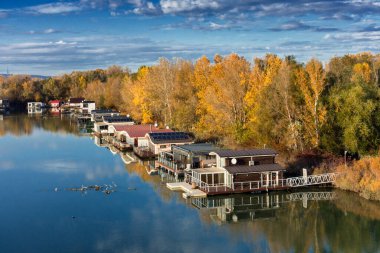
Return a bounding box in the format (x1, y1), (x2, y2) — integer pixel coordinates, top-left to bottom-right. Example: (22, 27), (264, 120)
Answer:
(297, 59), (326, 148)
(195, 53), (251, 145)
(351, 62), (372, 84)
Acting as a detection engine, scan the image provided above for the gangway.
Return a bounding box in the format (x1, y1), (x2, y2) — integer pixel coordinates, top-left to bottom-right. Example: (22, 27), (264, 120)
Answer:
(286, 173), (338, 187)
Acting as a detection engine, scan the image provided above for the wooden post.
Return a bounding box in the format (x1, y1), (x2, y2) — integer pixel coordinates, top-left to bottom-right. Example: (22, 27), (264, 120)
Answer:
(303, 168), (307, 185)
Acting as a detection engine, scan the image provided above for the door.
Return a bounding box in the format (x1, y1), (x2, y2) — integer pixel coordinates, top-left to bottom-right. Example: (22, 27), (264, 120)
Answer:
(261, 173), (269, 187)
(271, 172), (279, 186)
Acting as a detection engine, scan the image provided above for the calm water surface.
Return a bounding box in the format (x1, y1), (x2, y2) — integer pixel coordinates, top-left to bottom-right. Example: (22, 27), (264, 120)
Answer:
(1, 114), (380, 253)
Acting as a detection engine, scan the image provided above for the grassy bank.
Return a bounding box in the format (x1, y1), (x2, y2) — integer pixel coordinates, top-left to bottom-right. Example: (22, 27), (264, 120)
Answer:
(334, 156), (380, 201)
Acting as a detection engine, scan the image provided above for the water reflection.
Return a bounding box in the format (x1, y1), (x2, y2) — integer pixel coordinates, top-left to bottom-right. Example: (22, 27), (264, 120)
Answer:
(1, 114), (380, 253)
(0, 113), (80, 136)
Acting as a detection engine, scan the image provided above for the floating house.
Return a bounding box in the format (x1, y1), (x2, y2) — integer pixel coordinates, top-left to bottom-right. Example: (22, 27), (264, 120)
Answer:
(187, 149), (286, 195)
(80, 100), (96, 115)
(93, 115), (134, 137)
(90, 109), (120, 122)
(133, 131), (193, 159)
(0, 99), (10, 112)
(109, 124), (172, 151)
(49, 100), (64, 108)
(157, 143), (220, 177)
(27, 102), (46, 114)
(68, 97), (85, 108)
(146, 132), (194, 155)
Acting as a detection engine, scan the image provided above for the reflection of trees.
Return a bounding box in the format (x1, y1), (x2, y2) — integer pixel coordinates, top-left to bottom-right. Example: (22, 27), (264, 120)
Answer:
(333, 190), (380, 220)
(0, 114), (80, 136)
(123, 162), (176, 203)
(194, 192), (380, 253)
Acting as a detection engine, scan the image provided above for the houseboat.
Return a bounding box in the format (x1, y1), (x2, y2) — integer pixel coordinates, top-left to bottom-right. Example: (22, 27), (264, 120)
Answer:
(80, 100), (96, 115)
(93, 115), (134, 137)
(108, 124), (172, 152)
(27, 102), (46, 114)
(49, 100), (64, 108)
(0, 99), (10, 113)
(134, 131), (193, 159)
(68, 97), (85, 108)
(182, 149), (287, 195)
(90, 109), (120, 122)
(157, 143), (220, 178)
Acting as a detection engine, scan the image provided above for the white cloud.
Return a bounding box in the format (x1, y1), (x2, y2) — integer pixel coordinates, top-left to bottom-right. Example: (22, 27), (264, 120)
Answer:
(27, 2), (82, 14)
(44, 28), (57, 34)
(160, 0), (220, 14)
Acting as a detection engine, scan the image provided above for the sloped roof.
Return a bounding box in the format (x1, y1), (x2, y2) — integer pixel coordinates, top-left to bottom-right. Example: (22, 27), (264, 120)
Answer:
(173, 143), (220, 155)
(225, 164), (284, 174)
(69, 97), (84, 103)
(103, 116), (133, 123)
(211, 149), (278, 157)
(148, 131), (193, 144)
(91, 109), (119, 114)
(114, 125), (173, 138)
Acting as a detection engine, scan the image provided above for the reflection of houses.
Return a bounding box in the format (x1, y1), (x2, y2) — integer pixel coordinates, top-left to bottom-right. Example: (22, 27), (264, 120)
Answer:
(192, 194), (282, 224)
(192, 190), (337, 224)
(176, 149), (286, 196)
(94, 136), (108, 148)
(27, 102), (46, 114)
(90, 109), (120, 122)
(157, 143), (219, 177)
(93, 115), (134, 137)
(109, 124), (172, 152)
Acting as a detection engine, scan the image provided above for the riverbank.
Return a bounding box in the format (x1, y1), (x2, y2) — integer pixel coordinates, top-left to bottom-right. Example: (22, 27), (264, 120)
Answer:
(334, 156), (380, 201)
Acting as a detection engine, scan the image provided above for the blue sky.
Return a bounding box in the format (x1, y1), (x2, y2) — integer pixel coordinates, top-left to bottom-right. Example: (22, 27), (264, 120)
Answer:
(1, 0), (379, 75)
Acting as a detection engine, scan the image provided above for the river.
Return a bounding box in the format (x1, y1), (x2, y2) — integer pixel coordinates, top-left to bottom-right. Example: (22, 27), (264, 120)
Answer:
(0, 114), (380, 253)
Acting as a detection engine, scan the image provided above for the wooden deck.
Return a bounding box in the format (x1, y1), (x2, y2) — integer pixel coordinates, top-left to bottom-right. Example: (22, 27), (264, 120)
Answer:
(173, 173), (339, 197)
(156, 161), (185, 176)
(166, 182), (207, 198)
(133, 146), (155, 159)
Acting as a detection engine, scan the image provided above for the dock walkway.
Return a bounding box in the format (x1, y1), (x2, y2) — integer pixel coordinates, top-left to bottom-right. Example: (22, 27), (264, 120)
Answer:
(167, 182), (207, 198)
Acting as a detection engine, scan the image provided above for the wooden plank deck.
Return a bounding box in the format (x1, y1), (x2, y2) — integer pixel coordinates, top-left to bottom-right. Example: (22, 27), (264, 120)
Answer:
(166, 182), (207, 198)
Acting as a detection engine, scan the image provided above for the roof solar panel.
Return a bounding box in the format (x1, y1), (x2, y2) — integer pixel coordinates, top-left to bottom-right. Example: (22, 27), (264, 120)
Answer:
(103, 116), (133, 123)
(149, 132), (191, 142)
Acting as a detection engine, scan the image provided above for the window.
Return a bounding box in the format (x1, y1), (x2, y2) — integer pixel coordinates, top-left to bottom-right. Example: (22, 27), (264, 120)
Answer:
(160, 145), (167, 149)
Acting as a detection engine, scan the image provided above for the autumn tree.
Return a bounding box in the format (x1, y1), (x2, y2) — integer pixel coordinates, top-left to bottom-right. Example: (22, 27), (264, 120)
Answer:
(195, 54), (251, 145)
(296, 59), (326, 148)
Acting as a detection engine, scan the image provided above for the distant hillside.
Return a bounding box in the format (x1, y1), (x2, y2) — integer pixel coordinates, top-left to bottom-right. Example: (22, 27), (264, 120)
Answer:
(0, 74), (50, 79)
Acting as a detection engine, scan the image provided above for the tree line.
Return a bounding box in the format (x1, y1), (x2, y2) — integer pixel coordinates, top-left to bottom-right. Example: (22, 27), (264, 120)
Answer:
(1, 53), (380, 155)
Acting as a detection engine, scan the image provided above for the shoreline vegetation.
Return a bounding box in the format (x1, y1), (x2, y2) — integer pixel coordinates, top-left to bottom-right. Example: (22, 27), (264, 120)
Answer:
(334, 156), (380, 201)
(1, 52), (380, 199)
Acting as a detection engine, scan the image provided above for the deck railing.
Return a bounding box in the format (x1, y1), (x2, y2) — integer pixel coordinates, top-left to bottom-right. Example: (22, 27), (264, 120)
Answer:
(157, 156), (178, 171)
(286, 173), (338, 187)
(233, 179), (287, 191)
(185, 173), (338, 194)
